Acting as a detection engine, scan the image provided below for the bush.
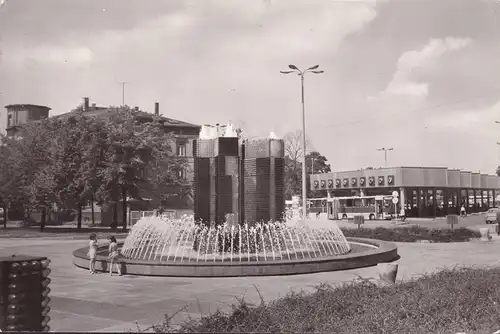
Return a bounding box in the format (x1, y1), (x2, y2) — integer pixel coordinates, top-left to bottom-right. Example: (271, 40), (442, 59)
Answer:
(340, 225), (480, 242)
(148, 267), (500, 333)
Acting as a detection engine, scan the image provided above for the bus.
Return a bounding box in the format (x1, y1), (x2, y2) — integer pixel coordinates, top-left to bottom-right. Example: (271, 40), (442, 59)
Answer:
(308, 195), (398, 221)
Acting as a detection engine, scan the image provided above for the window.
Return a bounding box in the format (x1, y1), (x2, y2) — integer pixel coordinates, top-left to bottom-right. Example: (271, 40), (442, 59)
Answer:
(177, 167), (186, 179)
(176, 143), (187, 156)
(436, 190), (444, 209)
(7, 113), (13, 127)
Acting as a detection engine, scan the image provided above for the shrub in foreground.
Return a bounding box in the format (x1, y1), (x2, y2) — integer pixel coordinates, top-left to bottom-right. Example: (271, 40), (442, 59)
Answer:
(148, 267), (500, 333)
(340, 225), (480, 242)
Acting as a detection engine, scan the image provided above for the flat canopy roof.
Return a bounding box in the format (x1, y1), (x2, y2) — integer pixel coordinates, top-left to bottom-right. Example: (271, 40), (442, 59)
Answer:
(5, 104), (51, 110)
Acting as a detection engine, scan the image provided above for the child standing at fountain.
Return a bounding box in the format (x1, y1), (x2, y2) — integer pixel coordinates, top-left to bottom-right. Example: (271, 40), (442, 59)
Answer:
(108, 236), (122, 276)
(88, 233), (98, 274)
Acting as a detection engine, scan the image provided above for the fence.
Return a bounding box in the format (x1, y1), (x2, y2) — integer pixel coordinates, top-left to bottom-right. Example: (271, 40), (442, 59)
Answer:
(129, 211), (155, 226)
(129, 210), (188, 226)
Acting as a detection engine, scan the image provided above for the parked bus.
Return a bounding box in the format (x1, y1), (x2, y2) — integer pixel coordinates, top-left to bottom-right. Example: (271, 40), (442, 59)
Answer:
(308, 195), (398, 221)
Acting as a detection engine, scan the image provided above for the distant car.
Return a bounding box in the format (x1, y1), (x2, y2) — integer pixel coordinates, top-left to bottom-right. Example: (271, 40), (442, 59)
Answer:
(485, 208), (500, 224)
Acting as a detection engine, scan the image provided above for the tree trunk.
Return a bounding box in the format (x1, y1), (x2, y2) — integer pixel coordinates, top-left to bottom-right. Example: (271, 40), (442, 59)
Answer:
(111, 202), (118, 230)
(121, 187), (127, 231)
(40, 207), (46, 232)
(91, 193), (95, 226)
(23, 207), (32, 227)
(77, 203), (82, 230)
(3, 203), (7, 229)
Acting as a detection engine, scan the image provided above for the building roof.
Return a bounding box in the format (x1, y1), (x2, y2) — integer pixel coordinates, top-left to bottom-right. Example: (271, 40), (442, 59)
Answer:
(56, 107), (200, 129)
(5, 104), (51, 110)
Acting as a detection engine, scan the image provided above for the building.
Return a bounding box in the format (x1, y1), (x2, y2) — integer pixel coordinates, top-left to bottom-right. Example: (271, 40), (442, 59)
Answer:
(310, 166), (500, 218)
(5, 104), (51, 137)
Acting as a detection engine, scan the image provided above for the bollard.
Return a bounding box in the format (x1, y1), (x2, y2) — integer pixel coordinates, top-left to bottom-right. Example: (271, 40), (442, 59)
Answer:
(446, 214), (459, 229)
(490, 224), (498, 234)
(377, 263), (398, 285)
(0, 255), (52, 332)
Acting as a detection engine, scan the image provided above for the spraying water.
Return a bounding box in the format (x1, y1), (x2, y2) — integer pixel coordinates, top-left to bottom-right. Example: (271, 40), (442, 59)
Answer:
(120, 215), (351, 263)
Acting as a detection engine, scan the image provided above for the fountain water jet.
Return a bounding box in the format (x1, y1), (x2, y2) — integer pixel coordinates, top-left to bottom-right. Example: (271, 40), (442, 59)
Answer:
(120, 216), (351, 263)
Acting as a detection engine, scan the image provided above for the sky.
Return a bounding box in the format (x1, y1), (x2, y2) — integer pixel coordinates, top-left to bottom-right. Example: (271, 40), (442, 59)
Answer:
(1, 0), (500, 174)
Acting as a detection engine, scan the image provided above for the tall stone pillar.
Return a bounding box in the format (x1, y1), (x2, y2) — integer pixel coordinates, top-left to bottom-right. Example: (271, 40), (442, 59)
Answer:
(399, 187), (406, 216)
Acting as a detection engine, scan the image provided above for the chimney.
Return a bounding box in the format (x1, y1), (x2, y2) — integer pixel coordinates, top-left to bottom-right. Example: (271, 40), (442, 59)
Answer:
(134, 106), (139, 111)
(154, 102), (159, 116)
(83, 97), (89, 112)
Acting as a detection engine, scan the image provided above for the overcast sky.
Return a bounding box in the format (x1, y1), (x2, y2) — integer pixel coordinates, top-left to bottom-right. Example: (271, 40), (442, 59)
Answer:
(1, 0), (500, 174)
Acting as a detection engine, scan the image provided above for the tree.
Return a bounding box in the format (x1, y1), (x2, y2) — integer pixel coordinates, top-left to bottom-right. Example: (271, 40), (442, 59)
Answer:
(1, 105), (186, 231)
(283, 130), (314, 200)
(282, 130), (334, 200)
(47, 113), (108, 229)
(305, 151), (331, 198)
(306, 151), (331, 175)
(5, 118), (62, 229)
(0, 137), (18, 228)
(283, 130), (310, 170)
(93, 106), (182, 230)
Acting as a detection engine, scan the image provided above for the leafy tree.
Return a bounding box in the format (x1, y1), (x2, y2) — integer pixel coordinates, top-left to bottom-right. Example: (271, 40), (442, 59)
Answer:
(306, 151), (331, 175)
(1, 105), (187, 231)
(47, 113), (108, 229)
(305, 151), (331, 198)
(93, 106), (182, 230)
(5, 118), (62, 229)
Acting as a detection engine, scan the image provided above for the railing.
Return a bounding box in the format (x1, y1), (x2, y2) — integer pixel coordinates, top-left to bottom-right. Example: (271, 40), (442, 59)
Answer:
(129, 211), (155, 226)
(129, 210), (183, 226)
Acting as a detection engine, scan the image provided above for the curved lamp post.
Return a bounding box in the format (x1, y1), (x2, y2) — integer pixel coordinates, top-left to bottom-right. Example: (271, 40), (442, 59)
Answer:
(280, 64), (324, 219)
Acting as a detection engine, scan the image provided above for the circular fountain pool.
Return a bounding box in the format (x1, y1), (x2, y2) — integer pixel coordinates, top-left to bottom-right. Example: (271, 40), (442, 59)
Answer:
(73, 217), (398, 277)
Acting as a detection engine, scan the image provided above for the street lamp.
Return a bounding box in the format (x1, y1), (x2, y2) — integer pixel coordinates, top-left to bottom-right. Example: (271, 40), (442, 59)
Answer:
(377, 147), (394, 168)
(280, 64), (324, 218)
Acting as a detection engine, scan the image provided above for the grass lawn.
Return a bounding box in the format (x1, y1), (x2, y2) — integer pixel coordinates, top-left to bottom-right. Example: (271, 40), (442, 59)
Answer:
(148, 267), (500, 333)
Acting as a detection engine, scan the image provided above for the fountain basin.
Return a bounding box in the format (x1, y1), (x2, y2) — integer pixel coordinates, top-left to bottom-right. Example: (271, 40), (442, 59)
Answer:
(72, 237), (398, 277)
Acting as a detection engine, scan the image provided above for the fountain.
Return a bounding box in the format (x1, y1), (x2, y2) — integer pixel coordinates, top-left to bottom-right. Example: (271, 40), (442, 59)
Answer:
(72, 126), (398, 276)
(72, 215), (398, 276)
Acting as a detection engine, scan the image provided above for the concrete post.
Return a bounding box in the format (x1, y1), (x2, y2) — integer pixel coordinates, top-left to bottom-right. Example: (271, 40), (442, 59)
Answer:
(399, 187), (406, 217)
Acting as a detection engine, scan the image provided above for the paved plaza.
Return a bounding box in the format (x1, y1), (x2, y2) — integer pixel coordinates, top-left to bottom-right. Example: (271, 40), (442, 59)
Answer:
(1, 232), (500, 332)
